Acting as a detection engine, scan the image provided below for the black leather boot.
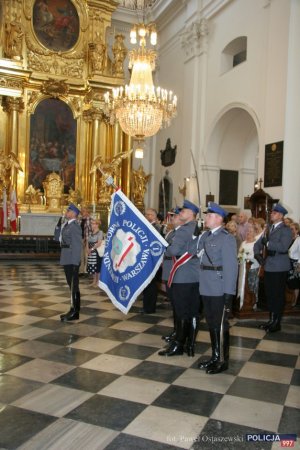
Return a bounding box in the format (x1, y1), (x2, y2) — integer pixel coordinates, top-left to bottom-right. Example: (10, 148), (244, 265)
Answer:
(61, 292), (80, 321)
(60, 306), (74, 321)
(186, 317), (199, 357)
(259, 312), (274, 330)
(162, 307), (177, 342)
(206, 330), (229, 374)
(198, 329), (219, 369)
(158, 319), (188, 356)
(267, 314), (281, 332)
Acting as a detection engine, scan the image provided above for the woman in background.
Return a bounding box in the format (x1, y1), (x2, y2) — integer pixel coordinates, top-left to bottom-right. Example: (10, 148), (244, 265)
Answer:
(86, 218), (104, 287)
(288, 222), (300, 307)
(237, 226), (260, 310)
(226, 220), (242, 254)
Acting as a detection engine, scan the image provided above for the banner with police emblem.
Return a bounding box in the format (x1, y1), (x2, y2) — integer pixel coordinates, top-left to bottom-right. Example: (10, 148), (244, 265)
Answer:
(99, 190), (168, 314)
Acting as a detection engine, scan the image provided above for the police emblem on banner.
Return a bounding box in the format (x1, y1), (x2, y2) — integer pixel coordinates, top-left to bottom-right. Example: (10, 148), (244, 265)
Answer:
(99, 190), (168, 314)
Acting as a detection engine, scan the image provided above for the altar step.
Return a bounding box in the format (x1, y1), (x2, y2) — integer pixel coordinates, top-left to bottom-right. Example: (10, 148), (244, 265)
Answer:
(0, 235), (60, 260)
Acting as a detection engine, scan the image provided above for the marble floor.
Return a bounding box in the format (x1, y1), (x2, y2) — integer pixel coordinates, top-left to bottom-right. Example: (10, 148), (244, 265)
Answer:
(0, 261), (299, 450)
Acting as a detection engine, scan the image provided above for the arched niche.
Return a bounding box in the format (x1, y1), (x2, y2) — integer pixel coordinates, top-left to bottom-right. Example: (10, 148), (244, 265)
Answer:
(204, 106), (259, 208)
(29, 98), (77, 193)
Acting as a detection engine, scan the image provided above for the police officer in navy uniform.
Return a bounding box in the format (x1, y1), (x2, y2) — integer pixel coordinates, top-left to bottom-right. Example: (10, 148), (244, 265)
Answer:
(161, 207), (182, 343)
(60, 204), (82, 322)
(159, 200), (200, 357)
(193, 202), (238, 374)
(142, 208), (162, 313)
(254, 203), (292, 332)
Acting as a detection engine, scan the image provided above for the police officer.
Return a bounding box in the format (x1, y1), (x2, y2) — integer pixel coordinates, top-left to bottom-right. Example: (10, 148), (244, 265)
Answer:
(159, 200), (200, 357)
(161, 207), (182, 343)
(194, 202), (238, 374)
(60, 204), (82, 322)
(254, 203), (292, 332)
(142, 208), (162, 313)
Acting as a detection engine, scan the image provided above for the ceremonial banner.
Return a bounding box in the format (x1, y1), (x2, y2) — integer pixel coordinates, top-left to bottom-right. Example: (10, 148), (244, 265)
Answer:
(99, 190), (168, 314)
(10, 190), (18, 232)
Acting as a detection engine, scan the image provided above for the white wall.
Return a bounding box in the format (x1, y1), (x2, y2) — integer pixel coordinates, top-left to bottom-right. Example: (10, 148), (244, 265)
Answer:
(113, 0), (298, 218)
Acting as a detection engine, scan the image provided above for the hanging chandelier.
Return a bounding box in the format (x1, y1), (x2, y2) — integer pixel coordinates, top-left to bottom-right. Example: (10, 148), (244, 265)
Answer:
(104, 22), (177, 142)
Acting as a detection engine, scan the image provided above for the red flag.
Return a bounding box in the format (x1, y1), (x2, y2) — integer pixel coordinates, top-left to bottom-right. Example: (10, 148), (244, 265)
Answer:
(1, 189), (8, 232)
(10, 190), (18, 232)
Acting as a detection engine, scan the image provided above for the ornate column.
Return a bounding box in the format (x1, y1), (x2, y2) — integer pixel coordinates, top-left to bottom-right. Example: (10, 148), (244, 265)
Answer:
(82, 107), (104, 206)
(2, 96), (24, 191)
(180, 18), (209, 205)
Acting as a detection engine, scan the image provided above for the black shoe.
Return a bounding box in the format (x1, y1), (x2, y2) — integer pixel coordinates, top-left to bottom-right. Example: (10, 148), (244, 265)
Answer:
(206, 360), (228, 374)
(158, 341), (184, 356)
(61, 310), (79, 321)
(60, 308), (74, 320)
(198, 357), (217, 369)
(162, 330), (176, 342)
(267, 323), (281, 332)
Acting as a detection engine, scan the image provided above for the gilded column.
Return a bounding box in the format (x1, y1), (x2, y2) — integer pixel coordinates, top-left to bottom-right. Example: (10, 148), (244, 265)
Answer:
(83, 107), (102, 206)
(2, 96), (24, 191)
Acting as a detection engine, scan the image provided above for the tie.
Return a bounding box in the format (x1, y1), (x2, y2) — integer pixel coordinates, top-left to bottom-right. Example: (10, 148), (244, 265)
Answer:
(270, 225), (274, 232)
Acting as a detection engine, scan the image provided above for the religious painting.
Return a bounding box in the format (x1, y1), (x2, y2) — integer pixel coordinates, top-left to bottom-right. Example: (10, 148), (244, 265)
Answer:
(29, 98), (77, 193)
(32, 0), (80, 52)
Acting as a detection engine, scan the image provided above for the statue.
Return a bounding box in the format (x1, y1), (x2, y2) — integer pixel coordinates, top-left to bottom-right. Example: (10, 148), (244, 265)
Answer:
(112, 34), (127, 77)
(89, 32), (107, 74)
(5, 20), (24, 60)
(25, 185), (44, 212)
(132, 165), (151, 207)
(0, 149), (23, 193)
(67, 187), (82, 205)
(90, 149), (133, 204)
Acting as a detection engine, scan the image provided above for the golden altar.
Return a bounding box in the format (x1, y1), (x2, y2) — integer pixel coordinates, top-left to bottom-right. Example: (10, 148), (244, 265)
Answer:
(0, 0), (132, 217)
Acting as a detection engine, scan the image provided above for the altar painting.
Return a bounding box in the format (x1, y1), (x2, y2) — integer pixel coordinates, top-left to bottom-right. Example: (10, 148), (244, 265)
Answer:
(32, 0), (79, 51)
(29, 98), (77, 193)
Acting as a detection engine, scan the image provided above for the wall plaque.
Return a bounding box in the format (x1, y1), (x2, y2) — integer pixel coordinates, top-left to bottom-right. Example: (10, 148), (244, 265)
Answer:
(264, 141), (283, 187)
(219, 170), (238, 205)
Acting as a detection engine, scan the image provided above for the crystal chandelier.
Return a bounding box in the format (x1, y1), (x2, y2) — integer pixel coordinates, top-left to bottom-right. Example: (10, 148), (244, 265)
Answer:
(104, 22), (177, 142)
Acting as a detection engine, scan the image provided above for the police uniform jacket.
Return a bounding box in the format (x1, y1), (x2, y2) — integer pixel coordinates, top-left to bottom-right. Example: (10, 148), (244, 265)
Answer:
(254, 222), (292, 272)
(162, 228), (176, 281)
(164, 220), (199, 283)
(60, 220), (82, 266)
(197, 227), (238, 296)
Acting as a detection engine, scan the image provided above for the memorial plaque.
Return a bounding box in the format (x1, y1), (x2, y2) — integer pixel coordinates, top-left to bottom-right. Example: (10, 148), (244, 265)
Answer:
(264, 141), (283, 187)
(219, 170), (238, 205)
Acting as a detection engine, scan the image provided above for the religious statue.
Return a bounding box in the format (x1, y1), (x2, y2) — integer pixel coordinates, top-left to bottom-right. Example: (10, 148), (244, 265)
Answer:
(25, 185), (43, 205)
(112, 34), (127, 77)
(90, 149), (133, 204)
(0, 150), (23, 193)
(89, 32), (107, 74)
(5, 20), (24, 60)
(67, 187), (82, 205)
(132, 165), (151, 208)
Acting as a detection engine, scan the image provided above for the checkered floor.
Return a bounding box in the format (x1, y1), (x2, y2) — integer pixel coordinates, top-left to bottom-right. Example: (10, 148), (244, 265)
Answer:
(0, 261), (299, 450)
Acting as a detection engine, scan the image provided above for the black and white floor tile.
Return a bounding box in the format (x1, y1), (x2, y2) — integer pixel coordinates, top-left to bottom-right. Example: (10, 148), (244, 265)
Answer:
(0, 261), (299, 450)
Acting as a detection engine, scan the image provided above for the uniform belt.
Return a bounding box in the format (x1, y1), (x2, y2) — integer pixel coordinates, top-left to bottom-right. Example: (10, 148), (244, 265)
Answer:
(200, 264), (223, 271)
(165, 255), (197, 260)
(267, 250), (288, 256)
(61, 244), (70, 248)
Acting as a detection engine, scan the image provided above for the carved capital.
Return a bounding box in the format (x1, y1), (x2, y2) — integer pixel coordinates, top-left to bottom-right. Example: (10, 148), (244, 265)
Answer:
(180, 18), (209, 60)
(83, 107), (105, 122)
(2, 96), (25, 113)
